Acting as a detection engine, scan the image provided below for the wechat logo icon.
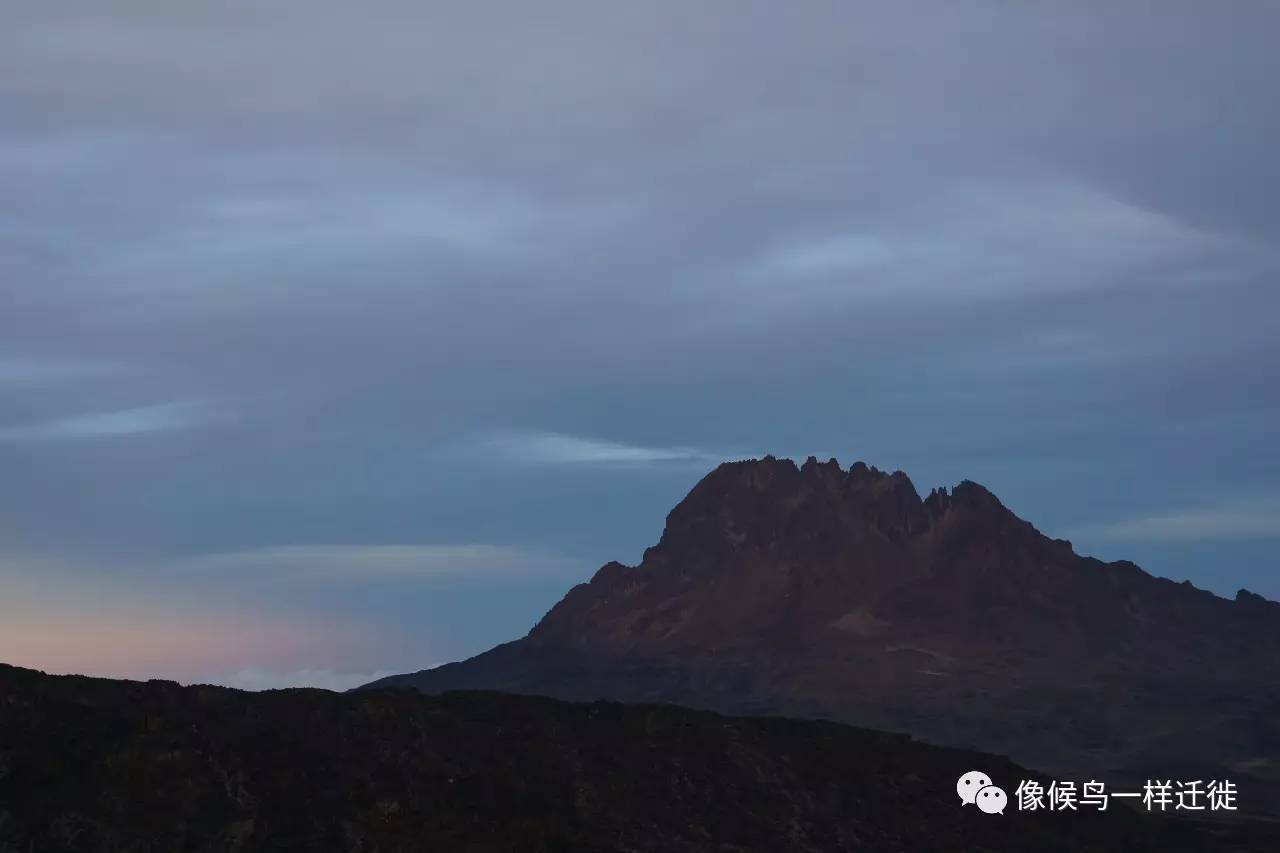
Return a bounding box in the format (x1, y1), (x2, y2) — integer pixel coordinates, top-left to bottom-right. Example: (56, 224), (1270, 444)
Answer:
(957, 770), (1007, 815)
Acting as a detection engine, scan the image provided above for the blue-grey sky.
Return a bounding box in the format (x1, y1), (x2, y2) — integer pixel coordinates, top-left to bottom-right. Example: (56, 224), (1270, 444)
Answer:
(3, 0), (1278, 689)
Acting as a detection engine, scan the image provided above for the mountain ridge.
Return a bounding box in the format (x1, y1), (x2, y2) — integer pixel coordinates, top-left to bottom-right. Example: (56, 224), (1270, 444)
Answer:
(366, 456), (1280, 816)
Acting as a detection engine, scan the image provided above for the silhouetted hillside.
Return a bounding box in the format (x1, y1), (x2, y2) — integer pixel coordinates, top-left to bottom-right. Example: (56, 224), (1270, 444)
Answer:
(0, 663), (1272, 852)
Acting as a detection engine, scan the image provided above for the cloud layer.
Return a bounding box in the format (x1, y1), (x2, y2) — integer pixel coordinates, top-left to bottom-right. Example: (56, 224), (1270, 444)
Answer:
(0, 401), (219, 441)
(475, 430), (737, 466)
(171, 543), (580, 582)
(1072, 498), (1280, 543)
(2, 0), (1278, 681)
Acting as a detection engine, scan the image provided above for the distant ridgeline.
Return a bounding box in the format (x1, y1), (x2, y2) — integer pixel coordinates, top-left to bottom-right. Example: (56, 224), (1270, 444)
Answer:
(2, 663), (1275, 852)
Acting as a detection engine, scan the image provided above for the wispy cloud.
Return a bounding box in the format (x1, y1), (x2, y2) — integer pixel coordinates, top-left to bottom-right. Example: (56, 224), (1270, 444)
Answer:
(102, 187), (545, 286)
(749, 180), (1239, 300)
(1072, 497), (1280, 543)
(758, 234), (897, 278)
(170, 543), (579, 582)
(476, 429), (732, 466)
(0, 357), (121, 386)
(0, 400), (219, 441)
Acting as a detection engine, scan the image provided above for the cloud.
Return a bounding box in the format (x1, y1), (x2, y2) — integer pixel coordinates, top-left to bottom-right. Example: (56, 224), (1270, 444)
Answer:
(0, 401), (220, 441)
(476, 430), (733, 466)
(98, 183), (546, 287)
(749, 180), (1239, 301)
(170, 543), (579, 582)
(1072, 498), (1280, 543)
(0, 357), (121, 386)
(758, 234), (897, 278)
(196, 667), (404, 692)
(1, 0), (1279, 654)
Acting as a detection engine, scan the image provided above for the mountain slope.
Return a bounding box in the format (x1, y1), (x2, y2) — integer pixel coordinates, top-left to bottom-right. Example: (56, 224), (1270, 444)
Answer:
(369, 456), (1280, 815)
(0, 663), (1271, 853)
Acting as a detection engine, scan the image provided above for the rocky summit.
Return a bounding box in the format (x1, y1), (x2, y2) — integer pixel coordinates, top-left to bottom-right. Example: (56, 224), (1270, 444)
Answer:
(369, 456), (1280, 817)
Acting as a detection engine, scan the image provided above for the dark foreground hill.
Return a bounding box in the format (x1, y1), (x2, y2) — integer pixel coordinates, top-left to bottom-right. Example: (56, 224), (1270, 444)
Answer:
(0, 664), (1274, 853)
(368, 457), (1280, 816)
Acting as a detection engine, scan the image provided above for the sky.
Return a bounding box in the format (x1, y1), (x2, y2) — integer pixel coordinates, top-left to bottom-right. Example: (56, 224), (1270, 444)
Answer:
(2, 0), (1278, 690)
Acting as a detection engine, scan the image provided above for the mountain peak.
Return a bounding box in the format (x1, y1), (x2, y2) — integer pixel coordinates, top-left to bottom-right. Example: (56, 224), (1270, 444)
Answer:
(653, 456), (931, 558)
(378, 456), (1280, 819)
(529, 454), (1261, 660)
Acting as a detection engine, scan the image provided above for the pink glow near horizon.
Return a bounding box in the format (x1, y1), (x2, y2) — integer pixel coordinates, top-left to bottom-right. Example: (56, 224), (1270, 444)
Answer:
(0, 596), (393, 685)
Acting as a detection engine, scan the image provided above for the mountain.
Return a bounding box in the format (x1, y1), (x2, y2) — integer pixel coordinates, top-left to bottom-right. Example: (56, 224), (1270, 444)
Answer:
(368, 456), (1280, 816)
(1, 663), (1275, 853)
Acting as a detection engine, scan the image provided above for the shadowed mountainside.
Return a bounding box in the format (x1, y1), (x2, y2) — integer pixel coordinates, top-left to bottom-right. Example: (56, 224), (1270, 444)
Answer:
(1, 663), (1275, 853)
(369, 456), (1280, 816)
